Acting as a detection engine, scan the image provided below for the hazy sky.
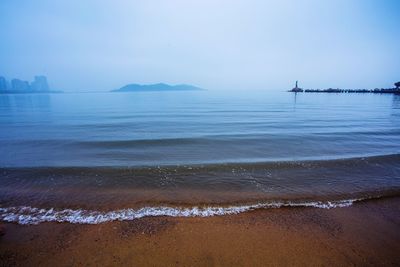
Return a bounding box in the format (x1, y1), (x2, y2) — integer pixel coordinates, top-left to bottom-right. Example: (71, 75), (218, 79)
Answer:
(0, 0), (399, 91)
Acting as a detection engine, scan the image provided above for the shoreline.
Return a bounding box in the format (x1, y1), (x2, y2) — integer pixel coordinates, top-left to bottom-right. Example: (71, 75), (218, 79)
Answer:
(1, 195), (396, 225)
(1, 196), (399, 266)
(1, 153), (399, 214)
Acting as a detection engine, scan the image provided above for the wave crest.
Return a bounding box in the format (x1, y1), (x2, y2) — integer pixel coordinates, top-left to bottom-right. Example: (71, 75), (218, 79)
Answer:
(0, 199), (359, 225)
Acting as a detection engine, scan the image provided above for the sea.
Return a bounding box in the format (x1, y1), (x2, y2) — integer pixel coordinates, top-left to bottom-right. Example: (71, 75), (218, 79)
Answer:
(0, 90), (399, 224)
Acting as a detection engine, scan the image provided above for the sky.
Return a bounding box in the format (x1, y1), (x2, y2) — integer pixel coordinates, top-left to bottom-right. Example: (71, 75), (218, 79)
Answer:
(0, 0), (399, 92)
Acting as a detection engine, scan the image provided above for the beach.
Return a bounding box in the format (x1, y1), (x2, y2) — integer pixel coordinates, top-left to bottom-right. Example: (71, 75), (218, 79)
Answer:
(1, 91), (400, 266)
(2, 1), (400, 265)
(1, 197), (399, 266)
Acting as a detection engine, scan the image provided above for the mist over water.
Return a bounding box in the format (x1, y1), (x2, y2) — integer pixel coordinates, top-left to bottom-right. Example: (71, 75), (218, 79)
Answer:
(1, 0), (399, 91)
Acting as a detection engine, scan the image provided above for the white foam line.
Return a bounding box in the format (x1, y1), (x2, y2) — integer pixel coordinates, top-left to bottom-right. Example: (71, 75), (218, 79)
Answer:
(0, 199), (358, 225)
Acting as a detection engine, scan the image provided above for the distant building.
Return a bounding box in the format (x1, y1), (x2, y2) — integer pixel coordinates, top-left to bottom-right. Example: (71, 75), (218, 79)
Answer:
(290, 80), (303, 92)
(11, 79), (31, 91)
(0, 75), (57, 94)
(0, 76), (7, 91)
(31, 75), (50, 91)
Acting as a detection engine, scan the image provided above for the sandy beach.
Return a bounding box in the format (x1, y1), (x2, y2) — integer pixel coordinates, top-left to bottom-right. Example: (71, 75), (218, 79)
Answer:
(2, 0), (400, 266)
(1, 197), (399, 266)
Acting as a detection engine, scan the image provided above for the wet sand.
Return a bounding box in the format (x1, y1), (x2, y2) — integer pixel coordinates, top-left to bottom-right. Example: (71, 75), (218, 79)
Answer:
(1, 197), (399, 266)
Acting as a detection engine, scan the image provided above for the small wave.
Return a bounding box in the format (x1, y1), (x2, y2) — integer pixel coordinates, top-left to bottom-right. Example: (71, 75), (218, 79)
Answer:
(0, 199), (360, 225)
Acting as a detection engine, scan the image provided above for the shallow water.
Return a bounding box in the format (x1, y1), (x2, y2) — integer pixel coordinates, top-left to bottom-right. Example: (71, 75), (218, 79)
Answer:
(1, 91), (400, 224)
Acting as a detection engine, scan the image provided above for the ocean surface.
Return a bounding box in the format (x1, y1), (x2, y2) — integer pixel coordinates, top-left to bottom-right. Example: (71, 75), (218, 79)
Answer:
(0, 91), (400, 224)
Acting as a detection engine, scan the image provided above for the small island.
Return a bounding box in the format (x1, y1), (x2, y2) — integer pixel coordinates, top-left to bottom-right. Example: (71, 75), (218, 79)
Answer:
(289, 81), (400, 94)
(112, 83), (204, 92)
(0, 75), (62, 94)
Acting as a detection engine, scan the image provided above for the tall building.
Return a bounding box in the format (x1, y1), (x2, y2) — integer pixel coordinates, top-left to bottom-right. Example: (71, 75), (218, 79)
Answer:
(0, 76), (7, 91)
(11, 79), (31, 91)
(31, 75), (50, 91)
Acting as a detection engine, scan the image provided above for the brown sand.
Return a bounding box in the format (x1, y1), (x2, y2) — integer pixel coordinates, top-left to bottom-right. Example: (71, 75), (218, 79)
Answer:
(1, 197), (399, 266)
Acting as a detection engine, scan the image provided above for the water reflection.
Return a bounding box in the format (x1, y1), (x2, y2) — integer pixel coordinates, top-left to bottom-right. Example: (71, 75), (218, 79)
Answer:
(0, 93), (51, 111)
(392, 94), (400, 109)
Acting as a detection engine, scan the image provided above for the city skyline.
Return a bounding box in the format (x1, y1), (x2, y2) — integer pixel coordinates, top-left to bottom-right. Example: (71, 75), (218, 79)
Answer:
(0, 75), (50, 92)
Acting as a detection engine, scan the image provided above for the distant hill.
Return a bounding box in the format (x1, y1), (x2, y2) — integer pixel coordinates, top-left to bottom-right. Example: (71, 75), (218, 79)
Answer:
(112, 83), (204, 92)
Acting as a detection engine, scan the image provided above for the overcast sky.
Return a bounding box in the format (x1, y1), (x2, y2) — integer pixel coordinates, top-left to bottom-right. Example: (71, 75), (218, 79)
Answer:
(0, 0), (399, 91)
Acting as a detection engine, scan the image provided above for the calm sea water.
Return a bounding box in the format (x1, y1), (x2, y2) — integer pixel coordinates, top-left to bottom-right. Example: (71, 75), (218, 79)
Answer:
(1, 91), (400, 224)
(1, 91), (399, 167)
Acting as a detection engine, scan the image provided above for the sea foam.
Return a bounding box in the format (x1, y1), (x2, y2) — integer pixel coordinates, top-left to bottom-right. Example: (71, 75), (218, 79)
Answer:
(0, 199), (359, 225)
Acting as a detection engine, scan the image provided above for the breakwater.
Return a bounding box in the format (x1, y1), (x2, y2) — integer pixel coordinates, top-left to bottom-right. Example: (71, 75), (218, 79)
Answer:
(303, 88), (400, 94)
(289, 87), (400, 94)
